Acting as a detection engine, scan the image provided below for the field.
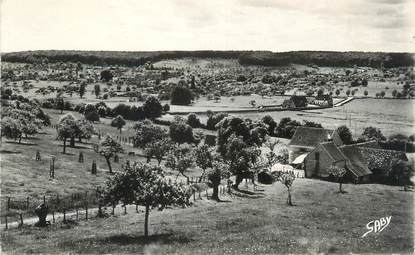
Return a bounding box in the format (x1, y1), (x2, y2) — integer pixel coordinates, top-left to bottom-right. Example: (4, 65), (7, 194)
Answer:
(1, 179), (412, 254)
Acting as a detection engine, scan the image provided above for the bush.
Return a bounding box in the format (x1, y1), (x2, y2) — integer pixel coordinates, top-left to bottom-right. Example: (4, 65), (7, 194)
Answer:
(206, 112), (228, 130)
(85, 111), (100, 122)
(170, 86), (193, 105)
(187, 113), (201, 128)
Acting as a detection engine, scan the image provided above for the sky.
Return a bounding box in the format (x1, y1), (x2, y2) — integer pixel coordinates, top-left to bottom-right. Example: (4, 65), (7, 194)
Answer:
(1, 0), (414, 53)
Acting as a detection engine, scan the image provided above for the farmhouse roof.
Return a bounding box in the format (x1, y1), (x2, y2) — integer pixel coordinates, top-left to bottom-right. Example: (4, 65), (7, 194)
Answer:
(289, 127), (333, 148)
(360, 147), (408, 171)
(320, 142), (346, 162)
(340, 145), (372, 177)
(353, 140), (381, 149)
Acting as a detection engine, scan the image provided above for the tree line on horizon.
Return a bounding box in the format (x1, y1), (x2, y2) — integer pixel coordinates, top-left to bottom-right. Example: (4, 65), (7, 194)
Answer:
(2, 50), (413, 68)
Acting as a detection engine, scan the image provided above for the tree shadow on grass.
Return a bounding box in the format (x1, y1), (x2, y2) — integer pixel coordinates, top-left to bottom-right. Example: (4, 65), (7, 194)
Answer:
(0, 150), (22, 154)
(98, 233), (191, 245)
(231, 188), (265, 199)
(5, 141), (37, 146)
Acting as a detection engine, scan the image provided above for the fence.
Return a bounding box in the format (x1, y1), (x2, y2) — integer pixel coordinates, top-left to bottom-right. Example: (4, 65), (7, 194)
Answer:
(1, 182), (231, 230)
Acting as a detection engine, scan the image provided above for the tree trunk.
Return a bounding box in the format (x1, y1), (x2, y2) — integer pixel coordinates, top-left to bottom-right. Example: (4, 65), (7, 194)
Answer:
(119, 128), (122, 134)
(233, 174), (243, 190)
(106, 157), (112, 173)
(18, 135), (22, 144)
(287, 188), (293, 206)
(144, 205), (150, 238)
(212, 184), (219, 201)
(78, 136), (82, 143)
(339, 182), (343, 193)
(63, 139), (66, 153)
(70, 136), (75, 147)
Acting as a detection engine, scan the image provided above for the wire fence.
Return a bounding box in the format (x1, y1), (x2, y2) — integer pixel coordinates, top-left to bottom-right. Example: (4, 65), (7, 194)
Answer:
(1, 181), (234, 230)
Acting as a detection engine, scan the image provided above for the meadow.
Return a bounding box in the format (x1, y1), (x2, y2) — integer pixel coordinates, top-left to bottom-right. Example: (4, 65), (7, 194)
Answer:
(1, 179), (412, 254)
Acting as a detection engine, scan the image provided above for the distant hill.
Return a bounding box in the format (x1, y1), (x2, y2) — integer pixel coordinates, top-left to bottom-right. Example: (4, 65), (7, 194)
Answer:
(2, 50), (413, 68)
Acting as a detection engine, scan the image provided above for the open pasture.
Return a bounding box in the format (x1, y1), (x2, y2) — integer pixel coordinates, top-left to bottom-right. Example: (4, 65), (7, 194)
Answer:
(1, 178), (412, 254)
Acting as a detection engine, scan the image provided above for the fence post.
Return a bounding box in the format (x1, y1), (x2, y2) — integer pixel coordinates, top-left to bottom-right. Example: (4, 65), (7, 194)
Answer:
(193, 191), (196, 201)
(85, 203), (88, 220)
(43, 195), (46, 204)
(5, 215), (8, 230)
(26, 197), (29, 211)
(52, 211), (55, 223)
(135, 204), (138, 213)
(19, 213), (23, 227)
(7, 197), (10, 211)
(112, 205), (115, 216)
(124, 205), (127, 215)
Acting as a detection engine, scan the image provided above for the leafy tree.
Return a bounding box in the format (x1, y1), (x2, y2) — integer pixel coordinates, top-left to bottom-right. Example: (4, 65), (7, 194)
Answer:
(169, 118), (194, 144)
(165, 144), (194, 184)
(336, 125), (353, 144)
(132, 120), (167, 148)
(170, 86), (193, 105)
(222, 135), (261, 189)
(1, 117), (23, 143)
(163, 104), (170, 112)
(206, 112), (228, 130)
(143, 96), (162, 119)
(274, 117), (302, 139)
(390, 160), (414, 189)
(262, 139), (284, 170)
(317, 88), (324, 97)
(327, 165), (347, 193)
(261, 115), (277, 136)
(111, 115), (126, 134)
(280, 173), (295, 205)
(79, 81), (87, 99)
(99, 135), (124, 173)
(187, 113), (201, 128)
(76, 119), (94, 143)
(346, 90), (351, 96)
(303, 120), (322, 128)
(335, 89), (340, 96)
(84, 104), (100, 122)
(55, 97), (65, 114)
(100, 70), (113, 82)
(194, 144), (214, 182)
(380, 91), (385, 98)
(144, 138), (171, 165)
(361, 126), (386, 141)
(103, 163), (190, 238)
(208, 158), (229, 201)
(217, 116), (267, 158)
(94, 84), (101, 98)
(57, 113), (77, 153)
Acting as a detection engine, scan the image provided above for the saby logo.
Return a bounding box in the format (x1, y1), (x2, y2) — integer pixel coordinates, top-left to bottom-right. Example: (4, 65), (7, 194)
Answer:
(362, 216), (391, 238)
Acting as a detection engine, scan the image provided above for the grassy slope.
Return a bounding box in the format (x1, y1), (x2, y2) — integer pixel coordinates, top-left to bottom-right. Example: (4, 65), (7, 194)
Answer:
(1, 179), (413, 254)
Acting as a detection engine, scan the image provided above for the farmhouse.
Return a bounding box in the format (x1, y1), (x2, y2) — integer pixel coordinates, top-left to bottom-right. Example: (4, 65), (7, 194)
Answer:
(302, 140), (409, 183)
(288, 126), (343, 163)
(303, 142), (372, 182)
(312, 94), (333, 107)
